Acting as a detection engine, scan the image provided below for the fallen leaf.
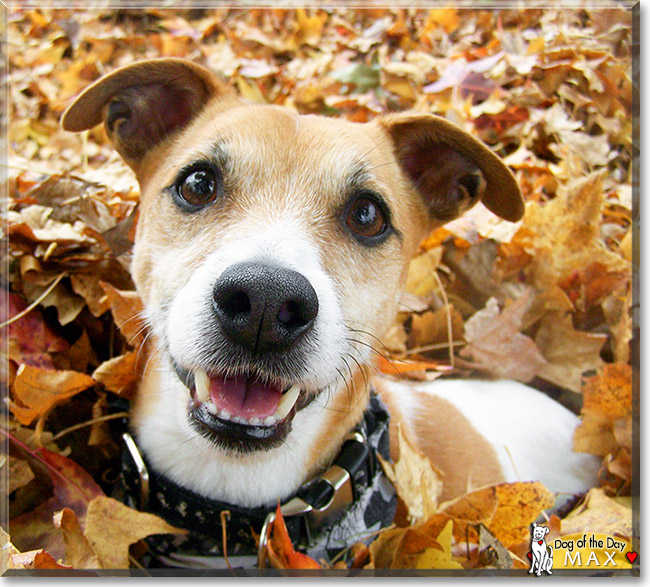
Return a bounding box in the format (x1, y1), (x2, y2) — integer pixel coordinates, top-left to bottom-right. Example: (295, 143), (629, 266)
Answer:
(7, 454), (35, 494)
(99, 282), (146, 348)
(84, 496), (186, 569)
(573, 364), (632, 457)
(9, 445), (104, 560)
(10, 364), (96, 426)
(4, 292), (69, 369)
(561, 488), (632, 538)
(53, 508), (100, 569)
(476, 523), (513, 569)
(380, 424), (443, 524)
(534, 312), (607, 392)
(92, 352), (139, 398)
(461, 295), (547, 382)
(265, 503), (321, 569)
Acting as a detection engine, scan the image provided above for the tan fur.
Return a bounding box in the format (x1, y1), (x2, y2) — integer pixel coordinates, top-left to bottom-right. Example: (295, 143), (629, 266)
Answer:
(375, 380), (504, 501)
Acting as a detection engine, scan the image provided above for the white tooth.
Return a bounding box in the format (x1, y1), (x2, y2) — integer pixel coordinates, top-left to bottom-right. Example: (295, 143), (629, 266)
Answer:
(220, 410), (231, 421)
(232, 416), (245, 424)
(263, 416), (277, 426)
(194, 369), (210, 403)
(250, 417), (261, 426)
(274, 385), (300, 421)
(207, 401), (217, 415)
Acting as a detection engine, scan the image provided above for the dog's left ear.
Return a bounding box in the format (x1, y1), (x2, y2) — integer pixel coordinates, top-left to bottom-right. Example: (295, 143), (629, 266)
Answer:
(376, 112), (524, 223)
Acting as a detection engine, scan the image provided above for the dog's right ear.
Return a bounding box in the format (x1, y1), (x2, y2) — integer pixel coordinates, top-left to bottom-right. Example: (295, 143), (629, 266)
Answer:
(61, 58), (236, 172)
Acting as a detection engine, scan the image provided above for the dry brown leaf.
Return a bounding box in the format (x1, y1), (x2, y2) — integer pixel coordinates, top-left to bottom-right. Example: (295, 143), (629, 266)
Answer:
(405, 248), (444, 299)
(53, 508), (100, 569)
(70, 274), (111, 317)
(84, 496), (186, 569)
(380, 424), (443, 524)
(461, 295), (547, 382)
(561, 488), (633, 538)
(10, 364), (96, 426)
(408, 306), (464, 350)
(487, 482), (555, 548)
(534, 312), (607, 392)
(8, 455), (35, 494)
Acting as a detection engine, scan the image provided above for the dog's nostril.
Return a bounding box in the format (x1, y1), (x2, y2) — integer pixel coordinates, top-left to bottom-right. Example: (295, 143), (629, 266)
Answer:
(214, 287), (251, 320)
(277, 300), (307, 329)
(225, 290), (251, 318)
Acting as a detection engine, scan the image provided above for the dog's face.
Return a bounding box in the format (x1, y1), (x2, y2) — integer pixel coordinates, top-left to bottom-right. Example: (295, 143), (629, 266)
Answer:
(532, 524), (550, 541)
(62, 59), (523, 502)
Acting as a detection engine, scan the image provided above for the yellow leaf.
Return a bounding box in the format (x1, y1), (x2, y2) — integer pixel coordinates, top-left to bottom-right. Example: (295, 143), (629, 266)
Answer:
(414, 520), (463, 569)
(380, 424), (443, 524)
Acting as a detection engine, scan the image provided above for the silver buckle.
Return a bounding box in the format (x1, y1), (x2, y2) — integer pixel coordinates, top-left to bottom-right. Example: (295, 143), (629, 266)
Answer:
(257, 431), (366, 568)
(122, 432), (149, 510)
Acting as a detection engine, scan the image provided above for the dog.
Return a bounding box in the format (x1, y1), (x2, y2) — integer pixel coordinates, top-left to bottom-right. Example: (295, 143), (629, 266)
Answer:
(61, 58), (599, 565)
(529, 522), (554, 575)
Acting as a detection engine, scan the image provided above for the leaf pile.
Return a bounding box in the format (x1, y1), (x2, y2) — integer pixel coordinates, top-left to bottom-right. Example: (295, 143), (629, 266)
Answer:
(3, 6), (635, 572)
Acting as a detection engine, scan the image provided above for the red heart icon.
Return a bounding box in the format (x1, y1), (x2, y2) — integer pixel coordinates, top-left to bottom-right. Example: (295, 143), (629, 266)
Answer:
(626, 552), (638, 564)
(527, 552), (532, 560)
(538, 540), (543, 545)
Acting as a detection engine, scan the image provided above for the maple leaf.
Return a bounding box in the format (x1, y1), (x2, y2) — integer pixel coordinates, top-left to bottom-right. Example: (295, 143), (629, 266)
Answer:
(99, 282), (146, 349)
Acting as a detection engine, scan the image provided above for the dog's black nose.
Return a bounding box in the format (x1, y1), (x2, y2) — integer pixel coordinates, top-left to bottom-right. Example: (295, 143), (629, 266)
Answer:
(212, 262), (319, 353)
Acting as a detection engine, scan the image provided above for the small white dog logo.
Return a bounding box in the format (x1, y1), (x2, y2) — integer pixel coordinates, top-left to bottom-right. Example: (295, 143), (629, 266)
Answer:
(529, 522), (553, 576)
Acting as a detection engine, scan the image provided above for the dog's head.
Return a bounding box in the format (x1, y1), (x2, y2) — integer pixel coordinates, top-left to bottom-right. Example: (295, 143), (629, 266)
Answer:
(63, 58), (522, 464)
(532, 523), (550, 542)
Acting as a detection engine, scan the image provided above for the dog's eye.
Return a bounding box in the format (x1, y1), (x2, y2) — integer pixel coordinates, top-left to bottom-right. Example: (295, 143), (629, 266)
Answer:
(175, 167), (220, 209)
(345, 196), (388, 241)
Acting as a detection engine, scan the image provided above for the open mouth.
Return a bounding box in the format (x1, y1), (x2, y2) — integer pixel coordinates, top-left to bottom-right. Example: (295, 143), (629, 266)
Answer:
(183, 367), (310, 451)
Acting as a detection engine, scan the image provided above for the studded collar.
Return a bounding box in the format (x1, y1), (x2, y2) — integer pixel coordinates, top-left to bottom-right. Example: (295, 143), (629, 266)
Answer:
(120, 393), (396, 569)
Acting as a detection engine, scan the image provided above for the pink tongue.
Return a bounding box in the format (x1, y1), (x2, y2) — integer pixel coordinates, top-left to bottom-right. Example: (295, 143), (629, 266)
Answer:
(209, 374), (282, 419)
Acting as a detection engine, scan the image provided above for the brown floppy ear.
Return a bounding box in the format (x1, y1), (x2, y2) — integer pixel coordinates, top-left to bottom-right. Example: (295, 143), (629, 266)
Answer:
(61, 58), (236, 172)
(376, 113), (524, 223)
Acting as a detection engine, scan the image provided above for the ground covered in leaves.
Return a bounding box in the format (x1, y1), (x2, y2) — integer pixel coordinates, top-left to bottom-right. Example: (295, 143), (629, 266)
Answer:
(2, 6), (636, 574)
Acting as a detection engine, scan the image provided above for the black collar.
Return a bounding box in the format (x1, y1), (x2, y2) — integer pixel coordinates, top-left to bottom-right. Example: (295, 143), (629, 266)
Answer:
(120, 394), (396, 569)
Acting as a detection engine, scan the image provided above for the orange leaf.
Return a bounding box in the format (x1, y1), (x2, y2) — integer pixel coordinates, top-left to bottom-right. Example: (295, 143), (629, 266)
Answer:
(10, 364), (95, 425)
(267, 503), (320, 569)
(99, 282), (146, 348)
(377, 356), (444, 376)
(92, 352), (139, 398)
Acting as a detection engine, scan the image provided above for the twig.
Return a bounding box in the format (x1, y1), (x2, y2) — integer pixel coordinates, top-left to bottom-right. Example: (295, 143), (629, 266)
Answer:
(432, 269), (455, 368)
(51, 412), (129, 442)
(220, 510), (233, 572)
(0, 273), (66, 329)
